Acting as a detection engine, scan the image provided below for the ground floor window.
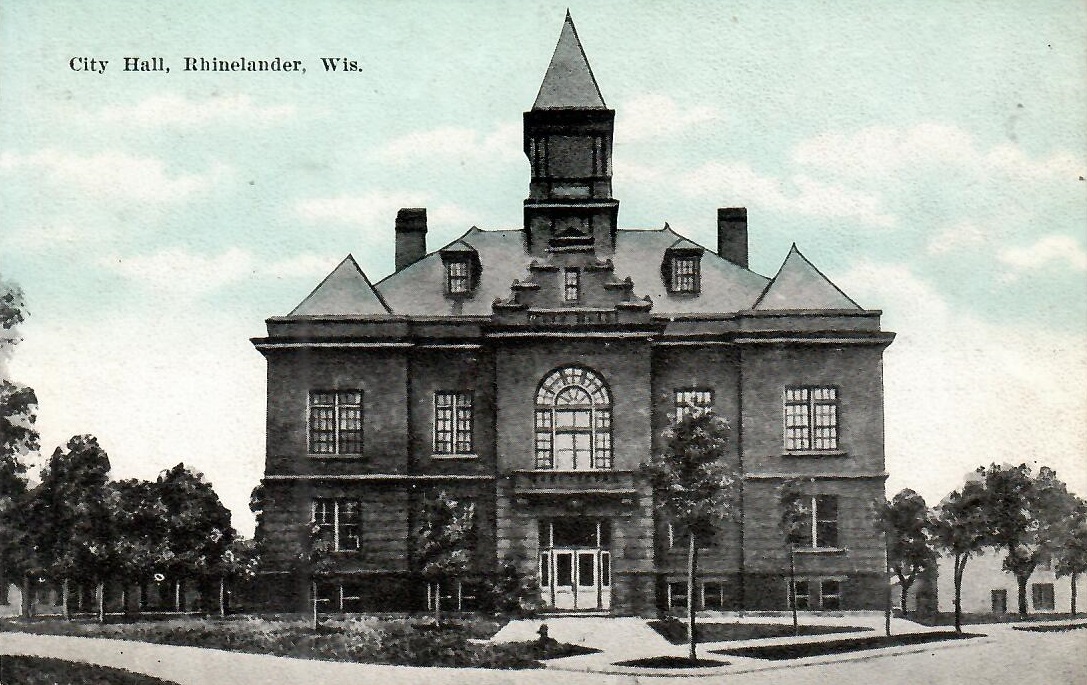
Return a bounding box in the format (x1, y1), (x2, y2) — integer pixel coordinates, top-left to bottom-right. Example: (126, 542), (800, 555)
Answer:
(991, 589), (1008, 613)
(1031, 583), (1055, 611)
(791, 577), (844, 610)
(668, 581), (689, 609)
(702, 581), (725, 609)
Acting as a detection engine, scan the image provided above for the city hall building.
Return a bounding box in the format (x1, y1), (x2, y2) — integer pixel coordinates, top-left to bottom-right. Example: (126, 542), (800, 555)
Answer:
(252, 15), (894, 616)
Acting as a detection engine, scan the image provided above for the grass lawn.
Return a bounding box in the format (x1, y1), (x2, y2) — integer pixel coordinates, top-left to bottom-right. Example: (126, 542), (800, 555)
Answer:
(649, 619), (873, 644)
(0, 655), (181, 685)
(0, 614), (581, 669)
(712, 630), (979, 660)
(1012, 621), (1087, 632)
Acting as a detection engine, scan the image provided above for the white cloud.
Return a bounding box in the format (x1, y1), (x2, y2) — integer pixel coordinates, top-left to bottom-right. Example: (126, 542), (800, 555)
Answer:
(1, 221), (101, 253)
(679, 161), (894, 227)
(792, 123), (1083, 182)
(998, 234), (1087, 276)
(927, 220), (988, 255)
(0, 149), (229, 203)
(100, 248), (335, 296)
(97, 93), (296, 128)
(295, 191), (473, 229)
(838, 262), (1087, 502)
(372, 122), (520, 167)
(617, 94), (720, 142)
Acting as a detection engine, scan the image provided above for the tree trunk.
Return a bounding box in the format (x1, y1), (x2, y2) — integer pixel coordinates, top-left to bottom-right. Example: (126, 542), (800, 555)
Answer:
(953, 556), (964, 634)
(1071, 573), (1078, 616)
(435, 580), (442, 625)
(311, 579), (318, 631)
(137, 581), (146, 616)
(900, 583), (909, 617)
(96, 580), (105, 624)
(21, 574), (32, 619)
(121, 585), (129, 618)
(789, 545), (798, 635)
(62, 578), (70, 620)
(219, 577), (227, 618)
(687, 532), (697, 663)
(174, 579), (181, 612)
(1016, 573), (1028, 617)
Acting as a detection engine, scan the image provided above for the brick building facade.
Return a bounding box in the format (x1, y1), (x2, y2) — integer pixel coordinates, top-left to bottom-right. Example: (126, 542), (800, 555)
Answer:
(252, 14), (894, 616)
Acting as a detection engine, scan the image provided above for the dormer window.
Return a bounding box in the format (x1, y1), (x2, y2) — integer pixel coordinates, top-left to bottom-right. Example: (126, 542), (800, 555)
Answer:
(662, 243), (703, 295)
(564, 268), (580, 302)
(439, 240), (480, 297)
(447, 260), (470, 294)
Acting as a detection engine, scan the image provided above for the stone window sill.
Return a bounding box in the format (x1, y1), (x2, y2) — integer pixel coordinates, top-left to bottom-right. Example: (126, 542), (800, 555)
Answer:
(308, 454), (365, 460)
(782, 450), (848, 458)
(431, 453), (479, 460)
(794, 547), (847, 555)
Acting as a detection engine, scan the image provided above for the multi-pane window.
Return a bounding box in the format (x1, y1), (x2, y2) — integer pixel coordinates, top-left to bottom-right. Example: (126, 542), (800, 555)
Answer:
(564, 268), (580, 302)
(788, 494), (840, 548)
(434, 392), (473, 454)
(784, 386), (839, 450)
(674, 388), (714, 419)
(702, 582), (725, 609)
(309, 390), (363, 454)
(1032, 583), (1055, 611)
(534, 366), (612, 470)
(312, 498), (361, 551)
(447, 260), (470, 294)
(668, 581), (688, 609)
(670, 256), (700, 293)
(791, 578), (842, 610)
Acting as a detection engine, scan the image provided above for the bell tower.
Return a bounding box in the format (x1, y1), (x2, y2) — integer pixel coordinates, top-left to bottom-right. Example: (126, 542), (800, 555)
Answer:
(524, 12), (619, 256)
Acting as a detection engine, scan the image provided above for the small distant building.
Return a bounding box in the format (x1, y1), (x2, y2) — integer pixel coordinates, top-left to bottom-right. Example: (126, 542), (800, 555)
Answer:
(936, 553), (1086, 615)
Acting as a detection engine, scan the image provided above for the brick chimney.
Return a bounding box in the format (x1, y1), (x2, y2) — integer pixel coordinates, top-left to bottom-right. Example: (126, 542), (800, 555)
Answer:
(717, 207), (748, 268)
(394, 208), (427, 271)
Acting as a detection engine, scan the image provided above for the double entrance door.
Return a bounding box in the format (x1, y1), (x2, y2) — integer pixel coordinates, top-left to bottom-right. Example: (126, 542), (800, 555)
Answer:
(538, 518), (611, 611)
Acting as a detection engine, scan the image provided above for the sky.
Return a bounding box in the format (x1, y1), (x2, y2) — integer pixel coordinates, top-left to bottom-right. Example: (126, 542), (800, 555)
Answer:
(1, 1), (1084, 537)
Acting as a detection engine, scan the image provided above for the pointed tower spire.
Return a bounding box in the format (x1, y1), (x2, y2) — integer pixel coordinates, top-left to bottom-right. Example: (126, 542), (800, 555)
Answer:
(533, 12), (606, 110)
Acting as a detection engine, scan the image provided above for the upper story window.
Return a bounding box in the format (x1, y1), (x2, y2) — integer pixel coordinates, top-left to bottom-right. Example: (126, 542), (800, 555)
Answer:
(434, 391), (473, 455)
(784, 386), (839, 451)
(563, 268), (581, 302)
(671, 256), (700, 293)
(313, 498), (361, 551)
(787, 494), (839, 549)
(447, 260), (471, 294)
(674, 388), (714, 420)
(309, 390), (363, 455)
(534, 366), (612, 470)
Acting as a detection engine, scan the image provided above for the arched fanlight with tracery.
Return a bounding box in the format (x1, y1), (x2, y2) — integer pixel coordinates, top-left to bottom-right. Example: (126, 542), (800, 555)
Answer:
(534, 366), (612, 470)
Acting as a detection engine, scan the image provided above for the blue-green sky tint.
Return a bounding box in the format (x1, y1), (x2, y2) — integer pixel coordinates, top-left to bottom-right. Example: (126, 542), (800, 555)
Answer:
(2, 1), (1084, 534)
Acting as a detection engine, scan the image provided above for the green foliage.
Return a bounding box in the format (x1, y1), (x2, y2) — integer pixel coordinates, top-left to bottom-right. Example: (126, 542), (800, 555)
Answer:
(778, 478), (813, 546)
(933, 477), (990, 559)
(641, 409), (739, 530)
(156, 463), (235, 583)
(1054, 502), (1087, 580)
(0, 655), (182, 685)
(112, 479), (171, 583)
(488, 558), (542, 615)
(877, 489), (937, 613)
(415, 491), (476, 581)
(0, 616), (551, 669)
(26, 436), (115, 584)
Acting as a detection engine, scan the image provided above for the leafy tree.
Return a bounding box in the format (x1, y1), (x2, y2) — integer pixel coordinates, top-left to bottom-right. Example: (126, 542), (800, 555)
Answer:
(155, 464), (234, 612)
(112, 478), (170, 615)
(0, 276), (38, 601)
(415, 490), (476, 624)
(213, 538), (259, 617)
(778, 478), (811, 635)
(26, 436), (114, 622)
(975, 464), (1076, 617)
(933, 477), (989, 633)
(297, 519), (336, 630)
(641, 407), (739, 663)
(1053, 499), (1087, 616)
(877, 489), (937, 617)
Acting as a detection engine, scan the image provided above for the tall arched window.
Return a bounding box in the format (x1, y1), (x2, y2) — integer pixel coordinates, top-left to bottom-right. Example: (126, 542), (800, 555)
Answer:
(534, 366), (612, 470)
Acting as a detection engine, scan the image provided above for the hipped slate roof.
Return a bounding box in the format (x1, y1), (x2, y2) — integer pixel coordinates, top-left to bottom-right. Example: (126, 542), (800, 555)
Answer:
(289, 229), (864, 318)
(289, 255), (391, 316)
(532, 12), (607, 110)
(753, 244), (861, 311)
